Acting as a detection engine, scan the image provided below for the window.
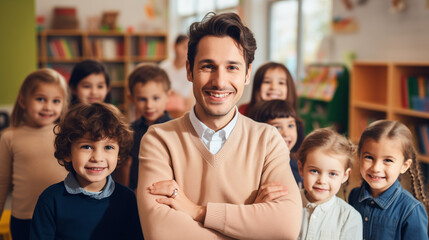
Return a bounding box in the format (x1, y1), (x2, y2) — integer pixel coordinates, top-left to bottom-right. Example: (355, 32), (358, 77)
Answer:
(176, 0), (240, 33)
(269, 0), (332, 81)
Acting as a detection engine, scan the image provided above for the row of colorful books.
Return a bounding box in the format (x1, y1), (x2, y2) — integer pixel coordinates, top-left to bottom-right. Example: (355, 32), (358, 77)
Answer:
(414, 123), (429, 155)
(140, 38), (165, 59)
(401, 75), (429, 112)
(47, 38), (80, 59)
(86, 38), (125, 60)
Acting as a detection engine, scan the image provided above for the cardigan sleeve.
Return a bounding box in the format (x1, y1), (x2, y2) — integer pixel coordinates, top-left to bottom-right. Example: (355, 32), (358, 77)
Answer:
(203, 127), (302, 239)
(0, 129), (13, 217)
(137, 127), (231, 240)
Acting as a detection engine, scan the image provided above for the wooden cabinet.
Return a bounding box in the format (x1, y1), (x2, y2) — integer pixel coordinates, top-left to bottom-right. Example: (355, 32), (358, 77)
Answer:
(37, 30), (168, 118)
(349, 61), (429, 164)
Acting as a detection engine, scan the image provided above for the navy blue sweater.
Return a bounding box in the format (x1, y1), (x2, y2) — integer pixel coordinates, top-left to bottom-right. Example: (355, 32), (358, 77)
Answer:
(129, 111), (172, 190)
(30, 181), (143, 240)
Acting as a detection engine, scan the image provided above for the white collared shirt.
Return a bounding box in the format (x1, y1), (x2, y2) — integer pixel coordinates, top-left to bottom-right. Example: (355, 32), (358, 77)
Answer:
(189, 106), (238, 154)
(298, 190), (363, 240)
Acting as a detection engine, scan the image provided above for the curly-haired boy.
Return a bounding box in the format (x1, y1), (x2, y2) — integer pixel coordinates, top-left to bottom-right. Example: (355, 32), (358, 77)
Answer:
(30, 103), (143, 240)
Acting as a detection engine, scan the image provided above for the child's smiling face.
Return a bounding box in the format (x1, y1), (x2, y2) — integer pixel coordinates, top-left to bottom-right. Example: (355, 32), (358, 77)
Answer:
(267, 117), (297, 150)
(299, 149), (351, 205)
(258, 67), (288, 102)
(65, 134), (119, 192)
(75, 73), (109, 104)
(359, 137), (412, 198)
(22, 83), (64, 128)
(131, 81), (169, 125)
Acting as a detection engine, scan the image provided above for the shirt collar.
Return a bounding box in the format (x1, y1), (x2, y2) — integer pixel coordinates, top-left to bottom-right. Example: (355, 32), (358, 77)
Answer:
(357, 179), (401, 209)
(189, 106), (238, 140)
(301, 189), (336, 212)
(64, 172), (115, 200)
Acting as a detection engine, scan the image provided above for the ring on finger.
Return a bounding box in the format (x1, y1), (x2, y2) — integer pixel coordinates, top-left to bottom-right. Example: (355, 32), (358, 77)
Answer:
(170, 188), (178, 199)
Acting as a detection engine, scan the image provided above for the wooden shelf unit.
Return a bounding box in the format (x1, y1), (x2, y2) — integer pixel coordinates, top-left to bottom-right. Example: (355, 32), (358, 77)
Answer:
(37, 30), (168, 118)
(349, 61), (429, 164)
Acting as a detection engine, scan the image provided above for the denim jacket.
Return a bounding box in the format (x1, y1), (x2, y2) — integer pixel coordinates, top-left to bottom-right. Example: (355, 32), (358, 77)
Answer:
(349, 180), (428, 240)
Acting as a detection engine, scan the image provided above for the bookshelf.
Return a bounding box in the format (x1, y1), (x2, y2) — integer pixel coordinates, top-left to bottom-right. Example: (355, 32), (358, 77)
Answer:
(37, 30), (168, 117)
(297, 63), (349, 135)
(349, 61), (429, 164)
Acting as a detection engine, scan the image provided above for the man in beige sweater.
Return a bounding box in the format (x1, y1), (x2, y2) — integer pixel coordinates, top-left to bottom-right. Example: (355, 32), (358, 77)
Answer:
(137, 12), (302, 239)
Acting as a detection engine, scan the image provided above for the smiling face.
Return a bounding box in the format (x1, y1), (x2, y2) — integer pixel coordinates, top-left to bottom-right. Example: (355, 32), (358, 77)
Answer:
(258, 67), (288, 101)
(187, 36), (252, 130)
(360, 137), (412, 198)
(21, 83), (64, 128)
(267, 117), (297, 150)
(299, 149), (351, 205)
(131, 81), (169, 125)
(75, 73), (109, 104)
(65, 134), (119, 192)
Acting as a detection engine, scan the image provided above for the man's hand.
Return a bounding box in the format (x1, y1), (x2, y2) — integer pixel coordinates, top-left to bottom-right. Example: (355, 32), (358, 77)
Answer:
(254, 182), (288, 203)
(148, 180), (206, 223)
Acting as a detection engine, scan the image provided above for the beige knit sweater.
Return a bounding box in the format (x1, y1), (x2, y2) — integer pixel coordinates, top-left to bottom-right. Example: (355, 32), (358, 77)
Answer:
(137, 113), (302, 239)
(0, 124), (68, 219)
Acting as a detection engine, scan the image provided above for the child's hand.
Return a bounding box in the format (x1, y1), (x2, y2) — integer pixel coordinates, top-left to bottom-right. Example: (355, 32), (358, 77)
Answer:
(254, 182), (288, 203)
(148, 180), (206, 223)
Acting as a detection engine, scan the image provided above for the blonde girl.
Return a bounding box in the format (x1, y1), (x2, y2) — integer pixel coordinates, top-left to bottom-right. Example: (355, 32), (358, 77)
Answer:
(296, 128), (362, 239)
(0, 68), (69, 240)
(349, 120), (428, 239)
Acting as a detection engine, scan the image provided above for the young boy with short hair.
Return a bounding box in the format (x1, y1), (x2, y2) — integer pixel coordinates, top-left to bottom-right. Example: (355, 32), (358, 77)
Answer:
(30, 103), (143, 240)
(127, 64), (173, 191)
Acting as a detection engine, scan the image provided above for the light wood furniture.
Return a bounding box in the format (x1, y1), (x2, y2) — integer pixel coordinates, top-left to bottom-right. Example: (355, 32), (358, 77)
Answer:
(349, 61), (429, 164)
(37, 30), (168, 118)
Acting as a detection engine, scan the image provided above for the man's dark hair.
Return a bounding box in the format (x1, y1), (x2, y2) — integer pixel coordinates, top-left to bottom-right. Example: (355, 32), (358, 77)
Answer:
(187, 12), (257, 74)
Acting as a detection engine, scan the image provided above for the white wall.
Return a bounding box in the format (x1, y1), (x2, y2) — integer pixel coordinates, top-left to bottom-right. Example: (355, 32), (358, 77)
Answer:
(239, 0), (270, 105)
(35, 0), (168, 31)
(331, 0), (429, 62)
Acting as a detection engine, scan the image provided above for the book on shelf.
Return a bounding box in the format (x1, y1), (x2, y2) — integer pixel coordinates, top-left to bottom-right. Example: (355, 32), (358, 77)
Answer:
(415, 123), (429, 156)
(402, 75), (429, 112)
(407, 76), (419, 109)
(47, 38), (80, 59)
(60, 39), (72, 59)
(46, 64), (71, 82)
(89, 38), (124, 59)
(401, 75), (409, 109)
(140, 38), (165, 59)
